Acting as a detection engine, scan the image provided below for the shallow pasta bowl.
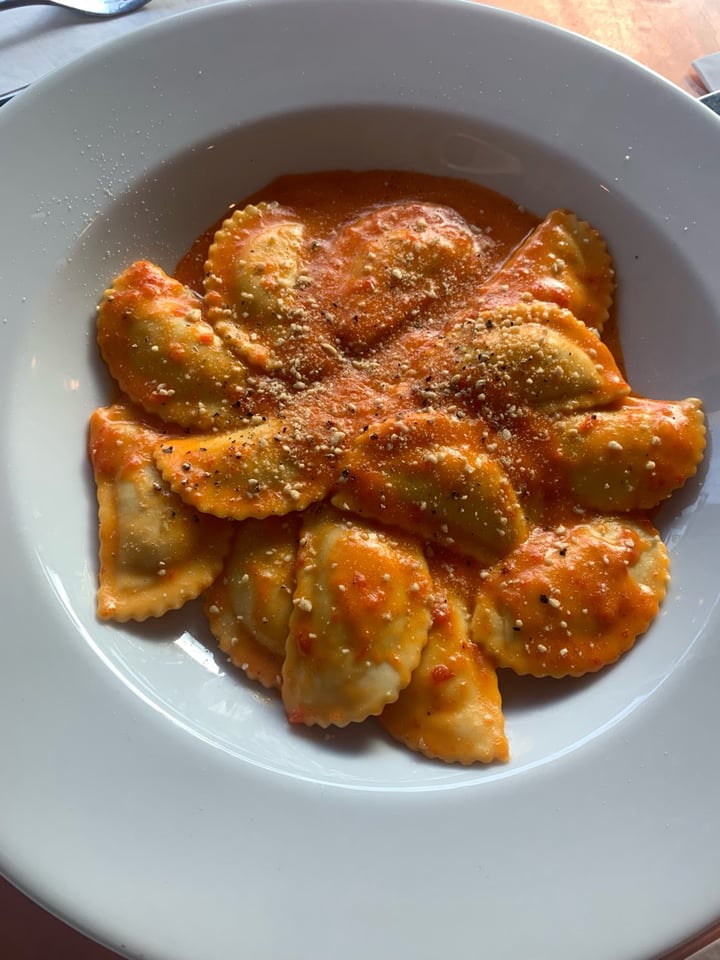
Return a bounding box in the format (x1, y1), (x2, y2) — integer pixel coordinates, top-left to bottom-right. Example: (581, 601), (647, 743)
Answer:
(1, 1), (719, 958)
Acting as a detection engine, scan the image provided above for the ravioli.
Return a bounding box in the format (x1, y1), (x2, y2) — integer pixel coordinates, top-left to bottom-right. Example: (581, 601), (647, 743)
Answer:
(471, 517), (669, 677)
(380, 571), (508, 765)
(327, 201), (492, 352)
(475, 209), (615, 332)
(153, 413), (341, 521)
(443, 302), (629, 413)
(332, 410), (527, 562)
(204, 514), (300, 689)
(551, 396), (706, 511)
(89, 404), (232, 621)
(282, 507), (433, 727)
(204, 203), (335, 381)
(97, 260), (247, 429)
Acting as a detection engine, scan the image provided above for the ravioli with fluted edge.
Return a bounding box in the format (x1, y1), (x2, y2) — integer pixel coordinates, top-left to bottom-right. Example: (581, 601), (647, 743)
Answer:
(282, 505), (433, 728)
(331, 410), (527, 562)
(380, 566), (509, 764)
(470, 517), (669, 678)
(88, 168), (706, 766)
(89, 403), (233, 621)
(97, 260), (248, 430)
(550, 396), (706, 511)
(473, 209), (616, 333)
(440, 301), (629, 413)
(204, 514), (301, 689)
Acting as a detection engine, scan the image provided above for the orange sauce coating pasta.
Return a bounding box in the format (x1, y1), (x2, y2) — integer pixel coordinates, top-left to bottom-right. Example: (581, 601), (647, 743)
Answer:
(91, 169), (706, 764)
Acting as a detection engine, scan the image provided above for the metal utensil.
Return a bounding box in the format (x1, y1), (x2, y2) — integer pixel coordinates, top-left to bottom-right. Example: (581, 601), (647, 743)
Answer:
(0, 0), (151, 104)
(700, 91), (720, 115)
(0, 85), (26, 107)
(0, 0), (150, 15)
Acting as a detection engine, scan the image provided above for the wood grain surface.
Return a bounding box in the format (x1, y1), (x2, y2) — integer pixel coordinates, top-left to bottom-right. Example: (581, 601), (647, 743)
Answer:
(2, 1), (719, 959)
(487, 0), (720, 93)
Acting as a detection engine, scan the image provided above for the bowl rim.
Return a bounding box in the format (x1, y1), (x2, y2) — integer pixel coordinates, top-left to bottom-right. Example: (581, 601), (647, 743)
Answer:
(1, 2), (719, 960)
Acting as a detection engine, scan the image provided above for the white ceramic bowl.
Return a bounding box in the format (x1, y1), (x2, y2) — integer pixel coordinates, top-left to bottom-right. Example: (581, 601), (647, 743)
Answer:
(1, 1), (719, 958)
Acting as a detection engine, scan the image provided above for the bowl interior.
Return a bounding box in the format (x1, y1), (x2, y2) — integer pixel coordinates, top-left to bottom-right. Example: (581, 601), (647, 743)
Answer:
(9, 103), (719, 791)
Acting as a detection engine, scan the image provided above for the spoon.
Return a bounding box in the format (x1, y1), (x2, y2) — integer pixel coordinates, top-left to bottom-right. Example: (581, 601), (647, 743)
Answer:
(0, 0), (151, 15)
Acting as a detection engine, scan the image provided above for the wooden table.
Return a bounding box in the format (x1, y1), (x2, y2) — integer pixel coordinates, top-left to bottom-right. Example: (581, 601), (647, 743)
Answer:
(490, 0), (720, 94)
(2, 1), (719, 958)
